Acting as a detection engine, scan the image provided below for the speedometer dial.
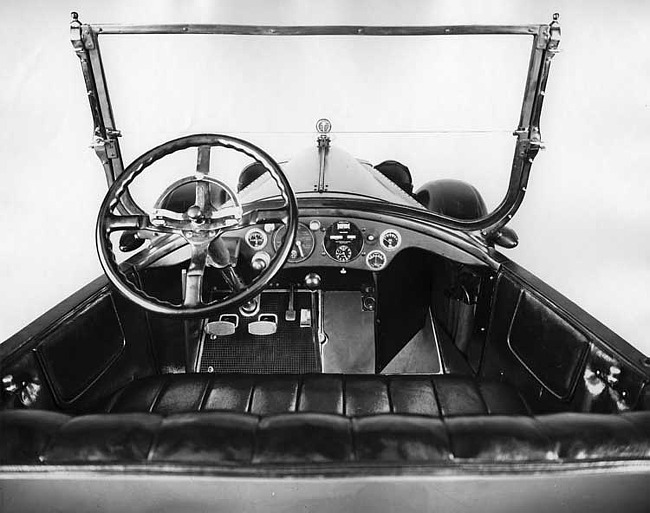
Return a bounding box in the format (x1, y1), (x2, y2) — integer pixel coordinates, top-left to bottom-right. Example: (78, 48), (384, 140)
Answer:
(323, 220), (363, 263)
(273, 223), (315, 263)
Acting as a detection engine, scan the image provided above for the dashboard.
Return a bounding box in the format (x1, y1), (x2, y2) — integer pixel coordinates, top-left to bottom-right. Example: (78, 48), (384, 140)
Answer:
(237, 216), (409, 272)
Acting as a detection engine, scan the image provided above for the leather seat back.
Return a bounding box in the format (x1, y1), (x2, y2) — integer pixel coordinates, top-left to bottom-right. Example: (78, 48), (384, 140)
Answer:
(105, 373), (530, 417)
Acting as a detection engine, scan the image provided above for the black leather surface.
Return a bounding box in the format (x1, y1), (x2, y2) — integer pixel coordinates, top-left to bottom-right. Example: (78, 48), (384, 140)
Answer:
(483, 274), (594, 413)
(2, 409), (649, 465)
(507, 290), (589, 399)
(104, 373), (530, 417)
(35, 293), (126, 402)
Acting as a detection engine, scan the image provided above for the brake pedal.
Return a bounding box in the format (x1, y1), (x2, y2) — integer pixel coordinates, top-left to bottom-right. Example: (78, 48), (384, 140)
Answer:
(248, 314), (278, 336)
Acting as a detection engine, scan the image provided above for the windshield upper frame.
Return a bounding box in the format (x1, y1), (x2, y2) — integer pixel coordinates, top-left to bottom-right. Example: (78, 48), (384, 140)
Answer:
(70, 13), (561, 236)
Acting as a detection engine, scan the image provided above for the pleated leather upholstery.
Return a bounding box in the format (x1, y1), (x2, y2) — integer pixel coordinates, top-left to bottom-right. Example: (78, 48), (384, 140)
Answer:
(105, 373), (530, 417)
(2, 374), (649, 466)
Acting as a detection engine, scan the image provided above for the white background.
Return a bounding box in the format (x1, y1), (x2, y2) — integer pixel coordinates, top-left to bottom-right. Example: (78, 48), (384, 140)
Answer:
(1, 0), (649, 356)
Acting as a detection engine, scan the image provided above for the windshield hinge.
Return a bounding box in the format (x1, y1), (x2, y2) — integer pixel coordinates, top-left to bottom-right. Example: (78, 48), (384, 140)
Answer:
(90, 129), (122, 161)
(547, 13), (561, 53)
(513, 128), (545, 162)
(536, 13), (561, 52)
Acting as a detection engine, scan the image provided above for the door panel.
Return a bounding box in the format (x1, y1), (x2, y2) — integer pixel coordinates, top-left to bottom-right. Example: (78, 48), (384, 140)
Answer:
(35, 293), (125, 403)
(482, 260), (649, 413)
(1, 277), (157, 413)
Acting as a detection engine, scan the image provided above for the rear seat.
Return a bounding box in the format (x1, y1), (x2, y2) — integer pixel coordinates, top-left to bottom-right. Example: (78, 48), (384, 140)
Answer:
(1, 374), (649, 466)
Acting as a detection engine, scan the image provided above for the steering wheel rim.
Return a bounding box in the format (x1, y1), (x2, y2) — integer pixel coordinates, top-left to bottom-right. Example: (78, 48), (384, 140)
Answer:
(96, 133), (298, 318)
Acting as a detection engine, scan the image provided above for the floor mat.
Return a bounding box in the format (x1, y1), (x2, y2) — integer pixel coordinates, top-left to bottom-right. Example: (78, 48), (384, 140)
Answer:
(199, 291), (319, 374)
(322, 291), (375, 373)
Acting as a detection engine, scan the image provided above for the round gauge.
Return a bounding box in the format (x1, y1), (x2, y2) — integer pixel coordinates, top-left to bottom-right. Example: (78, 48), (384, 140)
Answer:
(245, 228), (267, 249)
(380, 229), (402, 251)
(335, 245), (352, 262)
(273, 223), (315, 263)
(323, 220), (364, 263)
(366, 250), (387, 270)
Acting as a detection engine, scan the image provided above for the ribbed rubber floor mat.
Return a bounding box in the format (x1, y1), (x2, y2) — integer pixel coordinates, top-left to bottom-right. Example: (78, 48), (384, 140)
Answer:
(199, 291), (319, 374)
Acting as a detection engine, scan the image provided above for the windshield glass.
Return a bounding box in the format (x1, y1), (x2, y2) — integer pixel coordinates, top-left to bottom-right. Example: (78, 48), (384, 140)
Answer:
(100, 33), (532, 213)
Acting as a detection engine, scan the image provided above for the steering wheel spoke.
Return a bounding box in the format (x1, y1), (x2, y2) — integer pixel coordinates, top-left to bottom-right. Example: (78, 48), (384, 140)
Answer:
(183, 242), (209, 307)
(105, 213), (179, 235)
(195, 146), (211, 178)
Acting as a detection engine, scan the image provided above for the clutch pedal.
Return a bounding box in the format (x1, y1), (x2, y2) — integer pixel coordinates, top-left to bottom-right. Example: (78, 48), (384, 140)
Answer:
(204, 314), (239, 337)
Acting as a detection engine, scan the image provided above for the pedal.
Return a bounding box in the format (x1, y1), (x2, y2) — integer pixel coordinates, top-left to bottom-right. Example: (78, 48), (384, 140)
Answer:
(204, 314), (239, 338)
(248, 314), (278, 336)
(285, 285), (296, 322)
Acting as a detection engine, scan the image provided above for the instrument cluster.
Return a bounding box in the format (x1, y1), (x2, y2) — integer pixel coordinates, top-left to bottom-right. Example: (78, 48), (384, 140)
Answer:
(243, 218), (404, 272)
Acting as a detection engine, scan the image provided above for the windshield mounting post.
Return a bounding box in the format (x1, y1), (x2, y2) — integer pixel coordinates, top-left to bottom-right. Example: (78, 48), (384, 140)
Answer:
(481, 13), (561, 243)
(70, 12), (143, 216)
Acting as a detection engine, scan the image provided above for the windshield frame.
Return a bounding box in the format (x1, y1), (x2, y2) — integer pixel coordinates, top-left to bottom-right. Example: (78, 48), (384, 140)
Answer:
(69, 13), (561, 236)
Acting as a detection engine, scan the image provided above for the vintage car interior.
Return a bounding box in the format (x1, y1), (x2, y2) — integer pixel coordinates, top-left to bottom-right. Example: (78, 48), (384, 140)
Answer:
(1, 13), (649, 512)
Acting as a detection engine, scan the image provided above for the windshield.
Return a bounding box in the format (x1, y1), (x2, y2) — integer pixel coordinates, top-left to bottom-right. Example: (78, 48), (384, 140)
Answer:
(99, 32), (532, 213)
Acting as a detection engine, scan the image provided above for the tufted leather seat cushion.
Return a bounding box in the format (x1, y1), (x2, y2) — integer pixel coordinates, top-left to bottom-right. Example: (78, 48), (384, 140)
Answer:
(2, 409), (649, 466)
(2, 374), (649, 467)
(104, 373), (531, 417)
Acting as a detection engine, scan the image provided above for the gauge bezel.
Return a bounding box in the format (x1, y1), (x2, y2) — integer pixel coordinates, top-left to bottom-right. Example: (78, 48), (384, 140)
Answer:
(322, 220), (364, 263)
(379, 228), (402, 251)
(273, 222), (315, 263)
(366, 249), (387, 270)
(244, 227), (268, 249)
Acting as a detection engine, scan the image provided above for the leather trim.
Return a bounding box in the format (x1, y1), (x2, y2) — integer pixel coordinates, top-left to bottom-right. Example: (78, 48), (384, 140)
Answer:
(35, 292), (127, 405)
(506, 289), (590, 400)
(105, 374), (530, 418)
(2, 409), (649, 466)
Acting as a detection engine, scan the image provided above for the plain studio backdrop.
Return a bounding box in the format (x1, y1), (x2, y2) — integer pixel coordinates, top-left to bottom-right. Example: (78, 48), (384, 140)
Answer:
(0, 0), (649, 357)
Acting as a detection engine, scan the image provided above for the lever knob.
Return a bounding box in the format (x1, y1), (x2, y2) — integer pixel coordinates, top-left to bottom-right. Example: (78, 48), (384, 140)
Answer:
(304, 273), (321, 289)
(251, 251), (270, 272)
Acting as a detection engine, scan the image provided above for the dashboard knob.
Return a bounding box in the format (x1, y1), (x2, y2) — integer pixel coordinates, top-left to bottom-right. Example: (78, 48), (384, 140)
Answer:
(304, 272), (321, 289)
(362, 295), (376, 311)
(251, 251), (270, 272)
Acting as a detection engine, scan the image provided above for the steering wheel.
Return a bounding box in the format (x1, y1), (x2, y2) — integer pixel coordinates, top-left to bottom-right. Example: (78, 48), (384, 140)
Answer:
(96, 134), (298, 317)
